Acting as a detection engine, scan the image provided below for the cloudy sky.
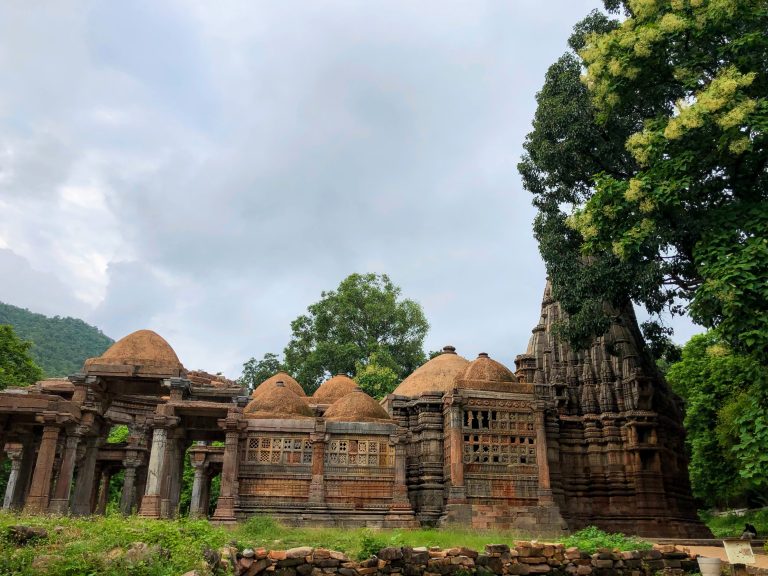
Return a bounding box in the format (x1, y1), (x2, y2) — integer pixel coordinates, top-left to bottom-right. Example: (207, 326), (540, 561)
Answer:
(0, 1), (702, 377)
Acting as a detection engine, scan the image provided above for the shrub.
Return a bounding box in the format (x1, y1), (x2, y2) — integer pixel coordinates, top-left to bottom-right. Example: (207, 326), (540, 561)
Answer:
(562, 526), (651, 554)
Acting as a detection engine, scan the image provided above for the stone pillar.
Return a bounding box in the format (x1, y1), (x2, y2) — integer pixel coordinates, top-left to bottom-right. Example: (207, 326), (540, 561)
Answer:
(49, 434), (81, 514)
(166, 438), (187, 518)
(24, 421), (61, 513)
(12, 436), (36, 510)
(138, 427), (168, 518)
(188, 446), (207, 518)
(2, 444), (23, 510)
(309, 427), (327, 503)
(71, 436), (99, 516)
(120, 453), (140, 515)
(392, 434), (409, 504)
(535, 405), (554, 505)
(446, 399), (465, 502)
(96, 468), (112, 515)
(159, 435), (179, 518)
(213, 410), (244, 523)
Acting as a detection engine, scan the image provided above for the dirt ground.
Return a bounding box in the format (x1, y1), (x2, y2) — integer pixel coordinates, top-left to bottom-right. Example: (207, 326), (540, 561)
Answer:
(685, 546), (768, 570)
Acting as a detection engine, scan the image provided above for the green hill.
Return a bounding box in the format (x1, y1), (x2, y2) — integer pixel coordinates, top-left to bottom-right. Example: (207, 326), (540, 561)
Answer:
(0, 302), (113, 378)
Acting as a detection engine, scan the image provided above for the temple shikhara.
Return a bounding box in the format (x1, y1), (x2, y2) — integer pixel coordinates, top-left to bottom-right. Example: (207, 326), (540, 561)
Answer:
(0, 282), (708, 537)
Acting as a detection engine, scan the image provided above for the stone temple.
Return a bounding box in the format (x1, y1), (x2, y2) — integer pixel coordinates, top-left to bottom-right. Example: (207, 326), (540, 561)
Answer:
(0, 282), (708, 537)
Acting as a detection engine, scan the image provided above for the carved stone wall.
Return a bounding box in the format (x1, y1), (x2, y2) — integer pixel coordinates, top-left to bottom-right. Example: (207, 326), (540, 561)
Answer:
(514, 281), (709, 538)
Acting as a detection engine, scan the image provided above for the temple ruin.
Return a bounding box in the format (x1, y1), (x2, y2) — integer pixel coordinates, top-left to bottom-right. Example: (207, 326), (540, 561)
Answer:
(0, 282), (709, 536)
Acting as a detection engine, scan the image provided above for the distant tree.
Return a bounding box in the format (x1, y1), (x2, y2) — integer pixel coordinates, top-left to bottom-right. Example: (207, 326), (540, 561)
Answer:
(0, 302), (113, 377)
(667, 331), (768, 508)
(354, 352), (400, 399)
(284, 273), (429, 392)
(238, 352), (285, 393)
(0, 325), (44, 389)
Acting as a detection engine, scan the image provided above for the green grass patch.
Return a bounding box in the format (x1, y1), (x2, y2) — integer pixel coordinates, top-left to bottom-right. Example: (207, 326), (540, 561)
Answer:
(699, 509), (768, 538)
(561, 527), (652, 554)
(0, 512), (657, 575)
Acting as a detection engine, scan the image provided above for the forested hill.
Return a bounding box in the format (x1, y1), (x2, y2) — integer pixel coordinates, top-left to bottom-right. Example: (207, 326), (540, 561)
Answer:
(0, 302), (113, 377)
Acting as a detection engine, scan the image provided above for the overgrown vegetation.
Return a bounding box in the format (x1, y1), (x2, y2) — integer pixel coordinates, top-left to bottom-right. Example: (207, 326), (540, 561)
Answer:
(667, 332), (768, 508)
(0, 324), (44, 389)
(0, 512), (586, 576)
(0, 302), (113, 378)
(561, 526), (651, 555)
(699, 509), (768, 539)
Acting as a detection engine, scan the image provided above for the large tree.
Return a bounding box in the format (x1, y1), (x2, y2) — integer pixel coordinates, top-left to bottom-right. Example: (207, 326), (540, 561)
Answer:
(666, 331), (768, 507)
(283, 273), (429, 392)
(0, 324), (44, 389)
(520, 1), (768, 360)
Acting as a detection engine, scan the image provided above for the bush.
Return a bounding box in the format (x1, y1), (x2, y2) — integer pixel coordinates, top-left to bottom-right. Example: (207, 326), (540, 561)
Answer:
(561, 526), (651, 554)
(357, 530), (389, 560)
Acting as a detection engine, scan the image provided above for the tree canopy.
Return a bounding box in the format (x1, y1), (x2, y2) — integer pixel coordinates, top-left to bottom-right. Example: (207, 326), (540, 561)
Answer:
(238, 352), (285, 393)
(0, 324), (44, 389)
(0, 302), (113, 377)
(666, 331), (768, 507)
(283, 273), (429, 392)
(519, 1), (768, 360)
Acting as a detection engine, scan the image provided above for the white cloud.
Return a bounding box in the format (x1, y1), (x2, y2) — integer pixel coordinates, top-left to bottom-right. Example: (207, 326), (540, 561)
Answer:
(0, 0), (702, 378)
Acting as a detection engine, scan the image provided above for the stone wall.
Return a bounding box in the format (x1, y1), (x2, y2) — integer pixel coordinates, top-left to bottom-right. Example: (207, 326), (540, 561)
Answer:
(214, 542), (704, 576)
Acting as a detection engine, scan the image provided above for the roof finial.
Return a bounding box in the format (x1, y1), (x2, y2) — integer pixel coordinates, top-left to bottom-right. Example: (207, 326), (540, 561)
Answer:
(442, 345), (457, 354)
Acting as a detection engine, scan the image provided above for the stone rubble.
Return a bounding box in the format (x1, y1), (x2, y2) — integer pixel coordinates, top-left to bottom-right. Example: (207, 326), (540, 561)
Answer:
(204, 542), (704, 576)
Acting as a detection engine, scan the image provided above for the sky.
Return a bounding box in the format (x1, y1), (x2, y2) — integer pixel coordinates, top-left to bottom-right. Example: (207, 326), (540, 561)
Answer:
(0, 1), (702, 378)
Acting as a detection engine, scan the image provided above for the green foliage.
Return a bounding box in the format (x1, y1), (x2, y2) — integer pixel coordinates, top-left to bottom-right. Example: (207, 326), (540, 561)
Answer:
(561, 526), (651, 554)
(357, 530), (389, 560)
(0, 512), (230, 576)
(354, 352), (400, 399)
(699, 509), (768, 539)
(239, 353), (286, 393)
(107, 425), (130, 444)
(283, 273), (429, 392)
(0, 301), (113, 377)
(0, 325), (44, 389)
(667, 332), (768, 507)
(519, 1), (768, 362)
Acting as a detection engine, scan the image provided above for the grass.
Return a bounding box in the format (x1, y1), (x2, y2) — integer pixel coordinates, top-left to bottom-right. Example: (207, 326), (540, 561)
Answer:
(0, 512), (536, 576)
(0, 512), (660, 576)
(699, 508), (768, 538)
(561, 526), (652, 554)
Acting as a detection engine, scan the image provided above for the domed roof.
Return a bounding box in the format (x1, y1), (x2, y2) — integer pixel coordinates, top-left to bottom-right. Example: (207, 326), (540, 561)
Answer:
(83, 330), (184, 376)
(312, 374), (358, 404)
(454, 353), (520, 393)
(244, 381), (314, 419)
(324, 389), (393, 422)
(252, 372), (305, 398)
(392, 346), (469, 396)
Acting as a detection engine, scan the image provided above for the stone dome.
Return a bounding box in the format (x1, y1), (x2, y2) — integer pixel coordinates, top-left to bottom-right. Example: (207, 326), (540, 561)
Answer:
(392, 346), (470, 397)
(244, 381), (314, 419)
(324, 389), (393, 422)
(454, 353), (520, 393)
(83, 329), (184, 377)
(312, 374), (358, 404)
(252, 372), (306, 398)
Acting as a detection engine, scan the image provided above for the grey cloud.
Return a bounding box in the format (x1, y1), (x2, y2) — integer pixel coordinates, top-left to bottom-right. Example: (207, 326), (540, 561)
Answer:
(0, 0), (702, 378)
(0, 249), (89, 319)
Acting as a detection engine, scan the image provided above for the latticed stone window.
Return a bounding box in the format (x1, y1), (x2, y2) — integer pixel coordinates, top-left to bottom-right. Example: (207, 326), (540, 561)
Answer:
(463, 409), (534, 433)
(461, 409), (536, 465)
(324, 436), (394, 467)
(243, 434), (312, 465)
(462, 433), (536, 465)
